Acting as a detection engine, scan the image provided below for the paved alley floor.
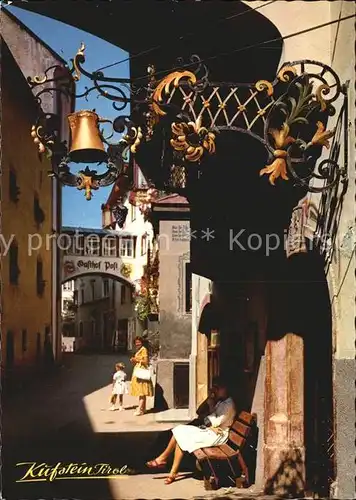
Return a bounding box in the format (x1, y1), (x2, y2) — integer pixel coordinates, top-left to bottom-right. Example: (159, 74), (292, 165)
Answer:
(2, 353), (267, 499)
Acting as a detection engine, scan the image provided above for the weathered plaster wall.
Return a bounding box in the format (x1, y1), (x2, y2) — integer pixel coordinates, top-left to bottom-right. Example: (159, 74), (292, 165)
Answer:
(243, 0), (332, 65)
(158, 220), (191, 359)
(326, 3), (355, 498)
(156, 220), (191, 408)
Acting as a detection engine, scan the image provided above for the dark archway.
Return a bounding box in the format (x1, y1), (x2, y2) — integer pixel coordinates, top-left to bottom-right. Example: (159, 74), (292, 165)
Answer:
(62, 272), (135, 290)
(61, 272), (135, 354)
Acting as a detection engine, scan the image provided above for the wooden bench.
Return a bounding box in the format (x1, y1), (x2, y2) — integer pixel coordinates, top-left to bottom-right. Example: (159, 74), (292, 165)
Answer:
(193, 411), (257, 490)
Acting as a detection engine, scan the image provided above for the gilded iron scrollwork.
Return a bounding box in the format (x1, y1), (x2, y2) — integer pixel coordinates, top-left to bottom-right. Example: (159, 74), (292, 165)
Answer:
(150, 57), (347, 194)
(28, 44), (143, 198)
(170, 118), (216, 162)
(28, 44), (348, 196)
(261, 61), (345, 192)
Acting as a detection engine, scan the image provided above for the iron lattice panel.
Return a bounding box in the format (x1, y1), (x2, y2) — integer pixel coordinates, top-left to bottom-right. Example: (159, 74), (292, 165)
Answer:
(167, 83), (274, 138)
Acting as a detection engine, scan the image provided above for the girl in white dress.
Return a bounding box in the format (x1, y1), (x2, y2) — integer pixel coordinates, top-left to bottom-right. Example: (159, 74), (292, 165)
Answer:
(109, 362), (128, 411)
(146, 377), (236, 484)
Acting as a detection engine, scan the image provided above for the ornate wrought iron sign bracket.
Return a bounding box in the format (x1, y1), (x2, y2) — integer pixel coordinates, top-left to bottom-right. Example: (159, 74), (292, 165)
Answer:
(28, 46), (348, 198)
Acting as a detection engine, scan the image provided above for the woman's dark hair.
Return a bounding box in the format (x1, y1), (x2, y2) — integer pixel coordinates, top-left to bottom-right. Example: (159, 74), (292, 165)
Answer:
(134, 336), (144, 343)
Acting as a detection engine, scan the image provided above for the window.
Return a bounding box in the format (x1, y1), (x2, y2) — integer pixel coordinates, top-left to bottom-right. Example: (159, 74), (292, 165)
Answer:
(85, 236), (100, 256)
(81, 289), (85, 304)
(36, 257), (45, 296)
(141, 234), (147, 256)
(103, 279), (109, 297)
(67, 235), (84, 256)
(9, 241), (20, 285)
(33, 193), (45, 225)
(121, 285), (126, 304)
(22, 329), (27, 353)
(9, 169), (20, 202)
(63, 281), (73, 291)
(63, 299), (71, 310)
(73, 290), (78, 306)
(90, 280), (95, 301)
(185, 262), (192, 313)
(134, 161), (149, 189)
(102, 237), (117, 257)
(131, 204), (136, 222)
(119, 237), (135, 258)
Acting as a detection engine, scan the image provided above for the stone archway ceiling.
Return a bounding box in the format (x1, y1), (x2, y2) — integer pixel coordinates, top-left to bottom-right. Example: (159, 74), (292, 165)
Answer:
(11, 1), (283, 82)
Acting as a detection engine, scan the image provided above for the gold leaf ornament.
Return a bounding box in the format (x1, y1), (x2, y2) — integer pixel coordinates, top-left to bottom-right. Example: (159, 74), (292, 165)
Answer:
(152, 70), (197, 117)
(259, 123), (295, 185)
(170, 117), (216, 163)
(310, 121), (335, 149)
(269, 123), (295, 149)
(121, 263), (132, 278)
(73, 42), (86, 81)
(123, 126), (143, 154)
(77, 173), (99, 200)
(315, 84), (330, 111)
(259, 152), (289, 186)
(278, 65), (297, 83)
(255, 80), (274, 96)
(31, 125), (53, 155)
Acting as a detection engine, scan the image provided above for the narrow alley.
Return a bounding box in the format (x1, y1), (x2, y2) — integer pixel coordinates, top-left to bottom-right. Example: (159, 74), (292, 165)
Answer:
(2, 353), (266, 499)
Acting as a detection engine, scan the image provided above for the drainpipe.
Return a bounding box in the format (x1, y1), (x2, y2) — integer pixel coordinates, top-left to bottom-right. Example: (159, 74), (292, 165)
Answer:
(51, 172), (60, 363)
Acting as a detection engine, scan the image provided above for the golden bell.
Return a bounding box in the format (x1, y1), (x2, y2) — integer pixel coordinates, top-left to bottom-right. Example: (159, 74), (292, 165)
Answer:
(68, 110), (107, 163)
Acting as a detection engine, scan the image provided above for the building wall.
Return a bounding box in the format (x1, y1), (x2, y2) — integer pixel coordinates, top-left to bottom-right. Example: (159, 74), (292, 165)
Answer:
(243, 2), (355, 496)
(1, 9), (73, 365)
(156, 219), (191, 408)
(0, 8), (67, 114)
(113, 202), (155, 284)
(325, 3), (355, 498)
(1, 44), (53, 377)
(158, 219), (191, 358)
(109, 195), (156, 342)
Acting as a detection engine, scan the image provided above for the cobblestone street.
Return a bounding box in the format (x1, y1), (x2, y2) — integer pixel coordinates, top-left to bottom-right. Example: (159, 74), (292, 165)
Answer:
(2, 353), (271, 499)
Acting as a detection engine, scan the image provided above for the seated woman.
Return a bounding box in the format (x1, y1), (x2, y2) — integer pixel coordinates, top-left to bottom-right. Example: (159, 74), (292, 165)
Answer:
(146, 377), (236, 484)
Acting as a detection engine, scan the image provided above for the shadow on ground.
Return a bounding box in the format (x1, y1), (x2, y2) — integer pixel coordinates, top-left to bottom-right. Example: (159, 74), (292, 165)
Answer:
(2, 353), (192, 500)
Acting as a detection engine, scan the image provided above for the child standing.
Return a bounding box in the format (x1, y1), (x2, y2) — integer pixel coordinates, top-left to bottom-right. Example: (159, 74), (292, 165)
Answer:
(109, 362), (128, 411)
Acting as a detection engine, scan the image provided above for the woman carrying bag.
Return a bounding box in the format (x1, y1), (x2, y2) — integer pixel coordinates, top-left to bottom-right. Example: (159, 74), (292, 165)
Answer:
(130, 336), (153, 415)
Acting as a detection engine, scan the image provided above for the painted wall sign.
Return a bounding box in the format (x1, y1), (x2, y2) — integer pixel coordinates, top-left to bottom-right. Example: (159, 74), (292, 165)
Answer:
(62, 255), (133, 284)
(172, 224), (190, 241)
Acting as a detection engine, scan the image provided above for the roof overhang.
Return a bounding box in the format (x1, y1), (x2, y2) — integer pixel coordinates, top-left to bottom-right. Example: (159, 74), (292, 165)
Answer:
(11, 1), (283, 82)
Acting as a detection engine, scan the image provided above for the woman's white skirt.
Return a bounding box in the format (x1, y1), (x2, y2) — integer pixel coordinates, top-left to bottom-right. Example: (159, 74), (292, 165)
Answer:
(172, 424), (228, 454)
